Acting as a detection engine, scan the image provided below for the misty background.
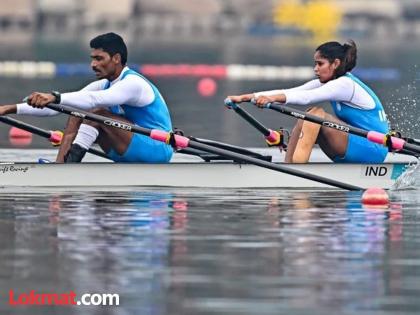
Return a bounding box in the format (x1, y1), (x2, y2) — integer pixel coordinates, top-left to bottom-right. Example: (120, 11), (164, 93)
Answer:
(0, 0), (419, 148)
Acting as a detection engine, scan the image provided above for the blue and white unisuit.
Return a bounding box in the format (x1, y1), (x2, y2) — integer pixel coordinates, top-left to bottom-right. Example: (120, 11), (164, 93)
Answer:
(329, 73), (388, 163)
(255, 72), (390, 163)
(104, 69), (173, 162)
(16, 67), (173, 163)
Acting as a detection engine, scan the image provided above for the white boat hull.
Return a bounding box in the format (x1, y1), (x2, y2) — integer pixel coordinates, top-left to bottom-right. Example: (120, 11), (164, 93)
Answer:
(0, 161), (409, 189)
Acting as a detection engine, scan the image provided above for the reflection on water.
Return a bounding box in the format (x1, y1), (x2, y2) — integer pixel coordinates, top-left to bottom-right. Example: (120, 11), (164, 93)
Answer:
(1, 188), (420, 314)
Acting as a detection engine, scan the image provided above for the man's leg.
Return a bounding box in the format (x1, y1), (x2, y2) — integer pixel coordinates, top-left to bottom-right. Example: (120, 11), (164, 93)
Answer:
(65, 108), (134, 163)
(56, 116), (83, 162)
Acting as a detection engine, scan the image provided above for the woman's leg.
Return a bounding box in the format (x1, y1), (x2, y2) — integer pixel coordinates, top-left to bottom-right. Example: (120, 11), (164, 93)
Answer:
(285, 107), (323, 163)
(285, 106), (348, 163)
(316, 113), (349, 161)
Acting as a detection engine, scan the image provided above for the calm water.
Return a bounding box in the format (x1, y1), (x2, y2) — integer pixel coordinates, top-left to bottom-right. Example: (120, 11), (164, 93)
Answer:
(1, 187), (420, 315)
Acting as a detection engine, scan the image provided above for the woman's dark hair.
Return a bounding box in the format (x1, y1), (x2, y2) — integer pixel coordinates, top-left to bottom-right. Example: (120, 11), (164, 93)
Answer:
(90, 32), (128, 65)
(316, 40), (357, 77)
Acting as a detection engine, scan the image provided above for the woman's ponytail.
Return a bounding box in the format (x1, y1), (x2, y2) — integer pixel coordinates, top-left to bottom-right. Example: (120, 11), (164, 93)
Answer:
(343, 40), (357, 72)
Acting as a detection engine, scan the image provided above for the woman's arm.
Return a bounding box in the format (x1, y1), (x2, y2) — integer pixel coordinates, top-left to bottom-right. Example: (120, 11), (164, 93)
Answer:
(227, 79), (322, 104)
(255, 77), (354, 107)
(254, 79), (322, 98)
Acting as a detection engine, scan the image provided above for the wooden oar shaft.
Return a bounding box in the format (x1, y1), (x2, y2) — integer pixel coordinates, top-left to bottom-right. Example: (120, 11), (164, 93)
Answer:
(266, 102), (420, 155)
(0, 115), (109, 159)
(46, 103), (361, 190)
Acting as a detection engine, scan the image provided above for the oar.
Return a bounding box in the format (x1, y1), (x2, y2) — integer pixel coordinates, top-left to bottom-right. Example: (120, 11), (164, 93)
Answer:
(43, 103), (362, 190)
(224, 99), (283, 146)
(177, 147), (271, 162)
(406, 137), (420, 147)
(249, 101), (420, 156)
(189, 137), (272, 161)
(0, 116), (110, 159)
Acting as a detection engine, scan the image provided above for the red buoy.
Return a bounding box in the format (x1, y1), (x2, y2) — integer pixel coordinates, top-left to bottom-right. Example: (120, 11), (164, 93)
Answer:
(197, 77), (217, 97)
(9, 127), (33, 147)
(361, 187), (390, 206)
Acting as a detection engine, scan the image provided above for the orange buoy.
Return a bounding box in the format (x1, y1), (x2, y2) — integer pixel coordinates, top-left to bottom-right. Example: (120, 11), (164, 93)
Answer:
(197, 77), (217, 97)
(9, 127), (33, 147)
(361, 187), (390, 206)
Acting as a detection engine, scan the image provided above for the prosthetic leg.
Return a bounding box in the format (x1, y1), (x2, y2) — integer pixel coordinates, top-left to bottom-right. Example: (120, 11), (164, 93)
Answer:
(64, 124), (99, 163)
(64, 144), (87, 163)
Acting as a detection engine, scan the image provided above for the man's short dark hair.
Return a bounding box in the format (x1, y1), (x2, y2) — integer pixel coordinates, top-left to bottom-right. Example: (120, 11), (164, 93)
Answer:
(90, 32), (128, 65)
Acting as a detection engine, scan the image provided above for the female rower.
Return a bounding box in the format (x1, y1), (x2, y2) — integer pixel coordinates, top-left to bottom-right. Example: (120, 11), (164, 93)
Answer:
(227, 40), (390, 163)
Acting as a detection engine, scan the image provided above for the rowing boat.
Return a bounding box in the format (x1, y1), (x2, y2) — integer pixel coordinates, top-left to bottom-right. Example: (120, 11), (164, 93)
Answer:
(0, 157), (411, 189)
(0, 103), (418, 190)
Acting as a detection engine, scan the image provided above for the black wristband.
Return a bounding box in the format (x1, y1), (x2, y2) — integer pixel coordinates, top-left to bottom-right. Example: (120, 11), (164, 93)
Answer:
(51, 91), (61, 104)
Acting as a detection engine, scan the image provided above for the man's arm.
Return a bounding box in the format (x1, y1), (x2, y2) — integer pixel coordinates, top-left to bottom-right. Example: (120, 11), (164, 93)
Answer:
(26, 76), (152, 110)
(0, 104), (58, 117)
(0, 104), (17, 115)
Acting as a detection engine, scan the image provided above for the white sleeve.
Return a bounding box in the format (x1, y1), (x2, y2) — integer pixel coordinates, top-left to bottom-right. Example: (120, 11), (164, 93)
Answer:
(16, 103), (60, 116)
(283, 77), (355, 106)
(254, 79), (322, 97)
(15, 80), (107, 116)
(80, 79), (108, 91)
(60, 75), (155, 110)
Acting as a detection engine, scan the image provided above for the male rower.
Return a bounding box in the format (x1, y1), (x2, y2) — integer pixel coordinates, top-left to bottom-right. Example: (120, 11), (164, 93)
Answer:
(0, 32), (173, 163)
